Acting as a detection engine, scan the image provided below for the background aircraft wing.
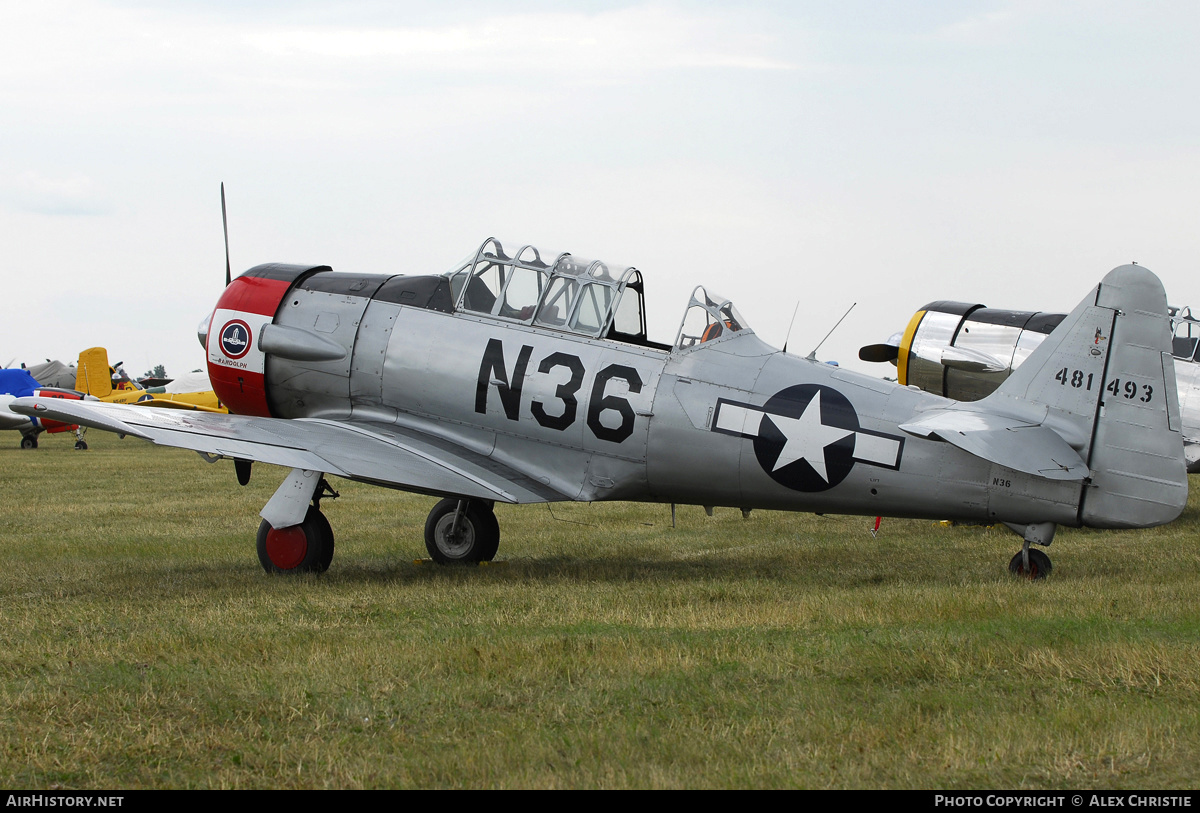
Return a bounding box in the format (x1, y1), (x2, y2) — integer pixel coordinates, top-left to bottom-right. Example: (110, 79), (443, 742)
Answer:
(12, 396), (565, 504)
(899, 409), (1089, 480)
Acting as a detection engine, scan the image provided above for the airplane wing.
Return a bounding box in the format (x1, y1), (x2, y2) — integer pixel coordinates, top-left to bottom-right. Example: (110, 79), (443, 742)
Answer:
(12, 396), (566, 504)
(899, 409), (1089, 480)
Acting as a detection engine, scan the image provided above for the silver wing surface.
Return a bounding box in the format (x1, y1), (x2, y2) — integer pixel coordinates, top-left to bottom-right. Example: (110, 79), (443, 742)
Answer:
(11, 396), (565, 504)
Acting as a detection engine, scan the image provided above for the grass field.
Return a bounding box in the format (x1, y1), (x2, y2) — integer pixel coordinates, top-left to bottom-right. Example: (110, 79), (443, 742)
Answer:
(2, 430), (1199, 789)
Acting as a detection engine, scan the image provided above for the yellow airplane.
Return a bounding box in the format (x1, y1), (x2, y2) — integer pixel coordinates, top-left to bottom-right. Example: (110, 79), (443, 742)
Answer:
(74, 347), (227, 413)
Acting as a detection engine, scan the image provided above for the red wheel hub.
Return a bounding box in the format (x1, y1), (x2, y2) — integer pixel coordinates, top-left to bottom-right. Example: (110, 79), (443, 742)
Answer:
(265, 525), (308, 570)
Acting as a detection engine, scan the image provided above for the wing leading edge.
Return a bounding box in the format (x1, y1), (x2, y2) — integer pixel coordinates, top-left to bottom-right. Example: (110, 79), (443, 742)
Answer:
(11, 396), (565, 504)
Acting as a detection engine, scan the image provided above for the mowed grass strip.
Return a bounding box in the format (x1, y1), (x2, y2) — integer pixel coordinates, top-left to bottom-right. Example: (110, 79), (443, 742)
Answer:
(1, 431), (1198, 788)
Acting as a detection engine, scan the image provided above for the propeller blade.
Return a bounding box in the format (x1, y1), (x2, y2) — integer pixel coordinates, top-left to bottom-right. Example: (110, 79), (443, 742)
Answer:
(858, 343), (900, 363)
(221, 182), (231, 287)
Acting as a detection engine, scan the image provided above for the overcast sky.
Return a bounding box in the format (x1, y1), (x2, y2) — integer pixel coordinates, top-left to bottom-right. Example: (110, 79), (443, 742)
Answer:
(3, 0), (1199, 381)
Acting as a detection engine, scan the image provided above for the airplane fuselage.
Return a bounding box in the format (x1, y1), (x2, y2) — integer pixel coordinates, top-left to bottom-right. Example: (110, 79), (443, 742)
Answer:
(248, 274), (1081, 528)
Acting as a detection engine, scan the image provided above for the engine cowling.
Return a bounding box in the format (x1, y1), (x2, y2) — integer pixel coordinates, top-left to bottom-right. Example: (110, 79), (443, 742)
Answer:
(896, 302), (1064, 400)
(203, 264), (455, 419)
(204, 264), (331, 417)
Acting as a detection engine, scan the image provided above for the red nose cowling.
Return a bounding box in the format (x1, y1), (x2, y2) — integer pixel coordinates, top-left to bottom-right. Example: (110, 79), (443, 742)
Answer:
(207, 264), (327, 417)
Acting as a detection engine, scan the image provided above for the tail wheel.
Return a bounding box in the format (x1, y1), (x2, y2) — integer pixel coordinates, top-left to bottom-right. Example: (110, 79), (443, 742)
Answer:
(257, 506), (335, 574)
(1008, 548), (1052, 580)
(424, 498), (499, 564)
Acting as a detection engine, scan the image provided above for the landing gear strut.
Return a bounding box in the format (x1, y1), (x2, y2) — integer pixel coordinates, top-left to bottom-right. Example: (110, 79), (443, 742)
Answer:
(424, 498), (499, 564)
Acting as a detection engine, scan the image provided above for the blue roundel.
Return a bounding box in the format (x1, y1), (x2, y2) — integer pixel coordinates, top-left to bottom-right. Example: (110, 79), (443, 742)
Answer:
(219, 319), (252, 359)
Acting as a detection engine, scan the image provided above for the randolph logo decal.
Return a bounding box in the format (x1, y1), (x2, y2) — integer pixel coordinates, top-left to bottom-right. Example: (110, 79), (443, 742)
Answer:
(219, 319), (253, 360)
(711, 384), (905, 492)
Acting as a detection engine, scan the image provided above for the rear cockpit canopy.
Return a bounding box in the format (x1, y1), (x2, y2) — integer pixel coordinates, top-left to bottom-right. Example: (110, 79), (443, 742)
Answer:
(446, 237), (652, 345)
(675, 286), (749, 350)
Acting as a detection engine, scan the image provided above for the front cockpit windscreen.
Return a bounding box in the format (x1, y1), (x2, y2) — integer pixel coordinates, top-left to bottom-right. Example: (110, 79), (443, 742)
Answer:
(675, 286), (749, 350)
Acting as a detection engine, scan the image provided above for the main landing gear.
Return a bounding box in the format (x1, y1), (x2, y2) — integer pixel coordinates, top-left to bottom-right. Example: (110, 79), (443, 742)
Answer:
(424, 498), (500, 564)
(256, 477), (339, 574)
(19, 435), (37, 450)
(252, 468), (500, 573)
(257, 506), (334, 573)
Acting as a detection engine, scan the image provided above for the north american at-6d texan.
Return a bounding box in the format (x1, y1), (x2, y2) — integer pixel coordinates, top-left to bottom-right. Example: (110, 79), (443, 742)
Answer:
(14, 238), (1187, 578)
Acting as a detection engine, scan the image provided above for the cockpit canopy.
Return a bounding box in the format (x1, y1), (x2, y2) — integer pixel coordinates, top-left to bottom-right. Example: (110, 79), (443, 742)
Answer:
(675, 286), (747, 350)
(443, 237), (753, 352)
(446, 237), (649, 342)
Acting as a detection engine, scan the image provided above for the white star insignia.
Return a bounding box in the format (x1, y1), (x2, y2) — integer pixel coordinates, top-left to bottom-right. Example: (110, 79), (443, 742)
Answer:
(765, 390), (853, 482)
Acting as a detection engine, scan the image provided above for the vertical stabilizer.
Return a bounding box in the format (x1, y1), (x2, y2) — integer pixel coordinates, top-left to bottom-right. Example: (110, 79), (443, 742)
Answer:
(984, 265), (1186, 528)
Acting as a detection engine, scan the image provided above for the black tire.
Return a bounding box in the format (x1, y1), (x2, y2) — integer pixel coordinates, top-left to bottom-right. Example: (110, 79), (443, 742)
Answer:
(74, 441), (88, 451)
(1008, 548), (1052, 580)
(256, 507), (335, 574)
(20, 435), (37, 450)
(308, 509), (336, 571)
(424, 498), (500, 564)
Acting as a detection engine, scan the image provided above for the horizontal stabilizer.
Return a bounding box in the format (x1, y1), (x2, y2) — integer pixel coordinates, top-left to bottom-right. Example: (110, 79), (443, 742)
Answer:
(899, 409), (1088, 480)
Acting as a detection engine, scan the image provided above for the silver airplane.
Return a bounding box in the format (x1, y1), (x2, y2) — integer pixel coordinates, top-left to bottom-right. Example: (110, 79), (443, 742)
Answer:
(860, 298), (1200, 472)
(14, 238), (1188, 579)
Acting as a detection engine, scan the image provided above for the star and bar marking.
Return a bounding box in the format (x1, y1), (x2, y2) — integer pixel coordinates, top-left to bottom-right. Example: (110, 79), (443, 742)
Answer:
(711, 384), (904, 492)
